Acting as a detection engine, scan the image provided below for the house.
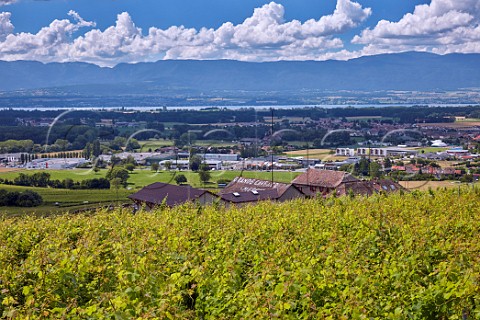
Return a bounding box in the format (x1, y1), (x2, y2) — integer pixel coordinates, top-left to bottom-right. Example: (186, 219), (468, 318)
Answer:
(292, 168), (404, 197)
(367, 179), (405, 194)
(292, 169), (360, 197)
(219, 176), (306, 206)
(128, 182), (217, 209)
(159, 159), (222, 170)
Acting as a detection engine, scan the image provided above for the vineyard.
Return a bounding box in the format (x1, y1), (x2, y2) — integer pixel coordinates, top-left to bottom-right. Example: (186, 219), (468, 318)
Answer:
(1, 189), (479, 319)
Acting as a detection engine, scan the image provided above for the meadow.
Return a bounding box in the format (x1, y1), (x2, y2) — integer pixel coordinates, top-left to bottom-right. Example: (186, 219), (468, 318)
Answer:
(0, 188), (479, 318)
(0, 169), (301, 215)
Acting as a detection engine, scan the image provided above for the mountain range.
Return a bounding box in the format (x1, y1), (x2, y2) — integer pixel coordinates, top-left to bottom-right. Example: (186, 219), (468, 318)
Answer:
(0, 52), (480, 106)
(1, 52), (480, 91)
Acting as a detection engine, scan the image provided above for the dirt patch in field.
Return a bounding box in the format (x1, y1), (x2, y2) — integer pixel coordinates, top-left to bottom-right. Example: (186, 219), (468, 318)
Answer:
(417, 122), (480, 128)
(0, 168), (21, 173)
(399, 180), (471, 191)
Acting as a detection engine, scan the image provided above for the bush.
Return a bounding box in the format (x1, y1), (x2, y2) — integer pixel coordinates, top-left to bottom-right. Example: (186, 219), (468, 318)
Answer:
(0, 189), (43, 207)
(174, 174), (187, 185)
(15, 190), (43, 207)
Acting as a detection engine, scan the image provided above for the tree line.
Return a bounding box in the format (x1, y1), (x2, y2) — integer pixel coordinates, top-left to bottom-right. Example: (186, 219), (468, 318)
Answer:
(0, 173), (110, 190)
(0, 189), (43, 207)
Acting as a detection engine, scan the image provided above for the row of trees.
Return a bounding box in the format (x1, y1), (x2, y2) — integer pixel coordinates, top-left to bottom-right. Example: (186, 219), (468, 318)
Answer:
(0, 189), (43, 207)
(0, 173), (110, 190)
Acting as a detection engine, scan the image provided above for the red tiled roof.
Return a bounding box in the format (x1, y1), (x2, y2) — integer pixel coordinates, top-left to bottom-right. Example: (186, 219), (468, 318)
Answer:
(128, 182), (212, 207)
(335, 181), (374, 196)
(292, 169), (358, 188)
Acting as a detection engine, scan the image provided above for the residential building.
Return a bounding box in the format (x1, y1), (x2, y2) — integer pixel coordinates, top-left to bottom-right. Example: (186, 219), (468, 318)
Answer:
(128, 182), (217, 209)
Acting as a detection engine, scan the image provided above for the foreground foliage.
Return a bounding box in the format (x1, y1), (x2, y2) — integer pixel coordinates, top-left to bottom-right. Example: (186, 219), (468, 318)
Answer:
(1, 188), (479, 319)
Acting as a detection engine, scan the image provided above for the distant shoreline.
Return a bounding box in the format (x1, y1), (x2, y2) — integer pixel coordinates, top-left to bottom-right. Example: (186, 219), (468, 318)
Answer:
(1, 103), (477, 112)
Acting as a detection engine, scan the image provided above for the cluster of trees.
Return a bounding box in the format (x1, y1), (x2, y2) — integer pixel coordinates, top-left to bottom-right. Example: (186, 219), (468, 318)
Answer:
(0, 173), (110, 190)
(339, 157), (383, 178)
(106, 167), (130, 187)
(0, 140), (34, 153)
(0, 189), (43, 207)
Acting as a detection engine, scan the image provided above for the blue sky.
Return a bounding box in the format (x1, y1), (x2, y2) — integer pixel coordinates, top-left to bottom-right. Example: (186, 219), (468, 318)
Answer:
(1, 0), (479, 66)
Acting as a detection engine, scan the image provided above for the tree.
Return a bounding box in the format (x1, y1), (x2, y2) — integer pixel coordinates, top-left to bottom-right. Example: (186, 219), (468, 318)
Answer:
(110, 178), (122, 203)
(110, 155), (122, 166)
(106, 167), (130, 187)
(63, 178), (74, 189)
(151, 162), (159, 172)
(110, 137), (126, 151)
(198, 170), (211, 185)
(54, 139), (69, 151)
(356, 157), (370, 176)
(164, 161), (172, 171)
(369, 162), (382, 178)
(384, 158), (392, 169)
(126, 138), (141, 151)
(124, 155), (136, 165)
(84, 143), (92, 159)
(175, 132), (197, 148)
(92, 140), (102, 157)
(15, 190), (43, 207)
(189, 155), (203, 171)
(125, 163), (135, 172)
(174, 174), (187, 185)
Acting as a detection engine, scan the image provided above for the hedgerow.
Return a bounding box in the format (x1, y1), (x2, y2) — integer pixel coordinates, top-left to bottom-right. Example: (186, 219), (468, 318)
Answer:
(1, 188), (479, 319)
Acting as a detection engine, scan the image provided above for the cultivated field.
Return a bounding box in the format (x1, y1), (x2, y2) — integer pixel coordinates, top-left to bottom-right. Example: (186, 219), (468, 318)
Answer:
(417, 121), (480, 128)
(0, 169), (301, 215)
(285, 148), (344, 160)
(1, 189), (479, 318)
(399, 180), (475, 191)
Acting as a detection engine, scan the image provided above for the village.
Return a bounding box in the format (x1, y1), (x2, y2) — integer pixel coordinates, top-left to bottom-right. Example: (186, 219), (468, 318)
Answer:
(1, 107), (480, 211)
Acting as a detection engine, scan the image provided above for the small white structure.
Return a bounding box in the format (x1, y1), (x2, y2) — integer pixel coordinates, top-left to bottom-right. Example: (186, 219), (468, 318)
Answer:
(356, 147), (418, 158)
(160, 159), (222, 170)
(336, 148), (355, 157)
(431, 140), (448, 147)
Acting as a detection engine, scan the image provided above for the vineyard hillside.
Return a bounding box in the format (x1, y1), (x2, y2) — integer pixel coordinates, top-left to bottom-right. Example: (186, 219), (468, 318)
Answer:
(1, 189), (479, 319)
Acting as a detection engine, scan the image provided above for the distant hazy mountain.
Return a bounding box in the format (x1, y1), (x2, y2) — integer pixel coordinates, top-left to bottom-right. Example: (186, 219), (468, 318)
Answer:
(1, 52), (479, 94)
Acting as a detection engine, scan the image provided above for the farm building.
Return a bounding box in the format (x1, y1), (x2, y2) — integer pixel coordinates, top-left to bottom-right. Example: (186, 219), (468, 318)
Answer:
(219, 176), (306, 206)
(292, 168), (404, 197)
(128, 182), (217, 209)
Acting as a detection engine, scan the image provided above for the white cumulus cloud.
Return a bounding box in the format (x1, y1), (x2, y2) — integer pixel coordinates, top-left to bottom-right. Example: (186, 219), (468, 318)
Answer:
(0, 0), (371, 66)
(0, 0), (17, 6)
(0, 12), (13, 40)
(0, 10), (95, 63)
(352, 0), (480, 55)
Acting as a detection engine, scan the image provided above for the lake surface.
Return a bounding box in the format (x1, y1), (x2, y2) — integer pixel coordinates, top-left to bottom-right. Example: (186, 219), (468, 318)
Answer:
(2, 104), (477, 111)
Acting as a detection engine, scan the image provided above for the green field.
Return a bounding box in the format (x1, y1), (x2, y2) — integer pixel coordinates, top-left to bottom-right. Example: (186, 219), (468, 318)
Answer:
(412, 147), (449, 153)
(0, 169), (300, 188)
(0, 184), (131, 216)
(1, 188), (479, 318)
(0, 169), (301, 215)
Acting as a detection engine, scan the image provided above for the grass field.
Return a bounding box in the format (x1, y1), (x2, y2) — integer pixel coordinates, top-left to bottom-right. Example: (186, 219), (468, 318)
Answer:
(0, 168), (300, 188)
(417, 121), (480, 128)
(411, 147), (449, 153)
(3, 167), (473, 215)
(0, 184), (131, 216)
(286, 148), (333, 157)
(0, 169), (301, 215)
(399, 180), (476, 191)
